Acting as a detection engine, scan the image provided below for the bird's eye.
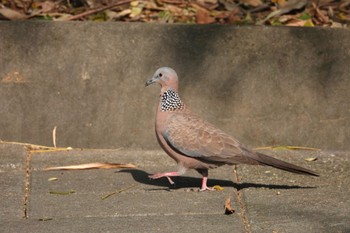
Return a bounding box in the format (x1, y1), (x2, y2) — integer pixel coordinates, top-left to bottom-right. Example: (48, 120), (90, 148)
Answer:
(159, 73), (163, 77)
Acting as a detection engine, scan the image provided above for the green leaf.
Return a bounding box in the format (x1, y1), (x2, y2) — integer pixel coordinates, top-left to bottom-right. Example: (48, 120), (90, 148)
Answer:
(303, 19), (315, 27)
(49, 190), (75, 195)
(299, 12), (311, 20)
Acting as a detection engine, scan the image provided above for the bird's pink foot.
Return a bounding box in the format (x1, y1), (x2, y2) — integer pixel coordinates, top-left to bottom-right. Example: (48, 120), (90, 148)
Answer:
(199, 186), (215, 192)
(199, 176), (214, 191)
(148, 171), (181, 185)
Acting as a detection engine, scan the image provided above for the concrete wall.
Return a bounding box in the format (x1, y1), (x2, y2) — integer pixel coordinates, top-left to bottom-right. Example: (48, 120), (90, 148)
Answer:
(0, 22), (349, 150)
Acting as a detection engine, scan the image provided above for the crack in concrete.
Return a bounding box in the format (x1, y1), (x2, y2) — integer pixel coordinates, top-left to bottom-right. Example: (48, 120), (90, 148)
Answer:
(233, 165), (251, 233)
(23, 148), (32, 219)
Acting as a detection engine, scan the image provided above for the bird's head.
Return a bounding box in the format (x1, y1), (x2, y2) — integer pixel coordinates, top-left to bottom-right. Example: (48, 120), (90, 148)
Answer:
(145, 67), (179, 91)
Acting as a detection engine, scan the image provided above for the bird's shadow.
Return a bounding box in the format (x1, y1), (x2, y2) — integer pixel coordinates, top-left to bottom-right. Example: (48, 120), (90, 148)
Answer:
(117, 169), (317, 191)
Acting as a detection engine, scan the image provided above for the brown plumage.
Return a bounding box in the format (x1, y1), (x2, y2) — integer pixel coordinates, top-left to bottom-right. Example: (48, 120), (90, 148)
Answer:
(146, 67), (318, 191)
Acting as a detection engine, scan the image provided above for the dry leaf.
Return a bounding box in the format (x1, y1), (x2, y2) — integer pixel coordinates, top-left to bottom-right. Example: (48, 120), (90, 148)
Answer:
(312, 1), (329, 23)
(106, 9), (131, 20)
(165, 4), (183, 14)
(1, 71), (29, 84)
(38, 218), (53, 221)
(331, 21), (345, 28)
(219, 0), (237, 11)
(196, 0), (219, 10)
(130, 6), (142, 18)
(40, 1), (57, 13)
(224, 196), (235, 215)
(278, 14), (294, 23)
(161, 0), (186, 4)
(52, 13), (75, 21)
(0, 7), (28, 20)
(303, 19), (315, 27)
(130, 1), (139, 7)
(144, 1), (163, 10)
(304, 157), (318, 162)
(227, 7), (241, 23)
(279, 0), (308, 11)
(198, 0), (218, 4)
(213, 185), (224, 191)
(48, 177), (58, 181)
(44, 162), (136, 171)
(258, 0), (308, 24)
(286, 19), (308, 26)
(49, 190), (75, 195)
(240, 0), (263, 7)
(195, 7), (216, 24)
(272, 0), (286, 7)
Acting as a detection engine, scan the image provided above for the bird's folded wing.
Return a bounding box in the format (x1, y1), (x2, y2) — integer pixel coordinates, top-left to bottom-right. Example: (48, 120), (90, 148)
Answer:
(162, 113), (258, 164)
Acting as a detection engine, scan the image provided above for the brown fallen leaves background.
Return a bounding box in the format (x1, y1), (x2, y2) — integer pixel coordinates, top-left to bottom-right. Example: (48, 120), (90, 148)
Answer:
(0, 0), (349, 27)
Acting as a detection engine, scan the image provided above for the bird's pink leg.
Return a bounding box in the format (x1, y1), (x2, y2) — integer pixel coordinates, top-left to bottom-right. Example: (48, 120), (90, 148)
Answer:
(149, 171), (182, 185)
(199, 176), (215, 191)
(196, 169), (214, 191)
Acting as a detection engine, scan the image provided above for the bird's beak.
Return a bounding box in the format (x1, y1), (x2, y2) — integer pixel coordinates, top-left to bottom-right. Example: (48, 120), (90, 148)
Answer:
(145, 76), (158, 87)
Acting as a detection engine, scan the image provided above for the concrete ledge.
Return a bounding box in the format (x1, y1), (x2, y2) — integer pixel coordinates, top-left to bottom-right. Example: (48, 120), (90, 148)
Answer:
(0, 22), (349, 149)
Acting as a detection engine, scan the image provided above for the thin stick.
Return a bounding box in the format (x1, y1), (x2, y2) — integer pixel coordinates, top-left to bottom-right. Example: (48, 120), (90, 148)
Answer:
(101, 184), (138, 200)
(64, 0), (133, 21)
(254, 146), (320, 151)
(52, 126), (57, 148)
(0, 141), (72, 152)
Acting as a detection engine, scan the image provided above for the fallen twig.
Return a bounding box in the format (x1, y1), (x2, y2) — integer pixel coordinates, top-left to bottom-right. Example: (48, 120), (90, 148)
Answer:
(257, 0), (309, 25)
(52, 126), (57, 148)
(254, 146), (320, 151)
(312, 1), (329, 24)
(0, 140), (72, 152)
(49, 190), (76, 195)
(44, 162), (136, 171)
(63, 0), (134, 21)
(101, 184), (138, 200)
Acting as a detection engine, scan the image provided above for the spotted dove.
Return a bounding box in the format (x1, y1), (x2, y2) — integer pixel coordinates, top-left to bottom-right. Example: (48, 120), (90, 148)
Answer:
(146, 67), (318, 191)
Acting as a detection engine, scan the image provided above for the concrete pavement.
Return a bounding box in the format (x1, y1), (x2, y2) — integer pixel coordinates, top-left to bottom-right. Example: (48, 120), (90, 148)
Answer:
(1, 143), (349, 232)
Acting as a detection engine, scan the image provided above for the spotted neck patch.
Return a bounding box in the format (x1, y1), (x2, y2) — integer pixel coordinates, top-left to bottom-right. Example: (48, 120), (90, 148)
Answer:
(160, 89), (184, 112)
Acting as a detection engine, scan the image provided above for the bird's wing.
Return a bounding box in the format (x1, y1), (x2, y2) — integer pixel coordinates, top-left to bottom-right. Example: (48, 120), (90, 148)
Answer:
(162, 113), (259, 165)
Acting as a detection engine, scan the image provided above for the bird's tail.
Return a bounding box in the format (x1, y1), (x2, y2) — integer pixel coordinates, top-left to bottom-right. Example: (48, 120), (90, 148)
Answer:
(251, 152), (319, 176)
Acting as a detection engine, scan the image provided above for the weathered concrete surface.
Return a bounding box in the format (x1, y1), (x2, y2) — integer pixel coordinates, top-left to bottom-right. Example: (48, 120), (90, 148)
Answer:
(1, 143), (349, 233)
(0, 22), (350, 150)
(237, 150), (350, 233)
(28, 148), (243, 233)
(0, 144), (27, 220)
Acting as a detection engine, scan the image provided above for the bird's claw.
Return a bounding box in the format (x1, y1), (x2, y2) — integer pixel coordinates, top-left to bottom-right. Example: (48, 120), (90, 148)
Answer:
(149, 174), (175, 185)
(148, 173), (161, 179)
(199, 186), (215, 192)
